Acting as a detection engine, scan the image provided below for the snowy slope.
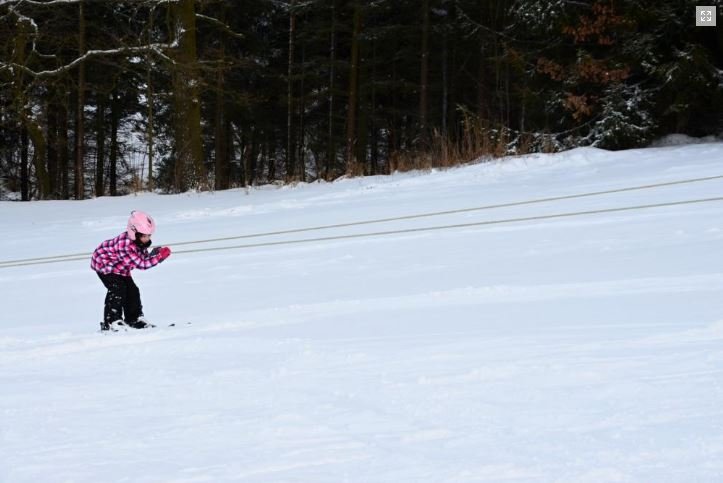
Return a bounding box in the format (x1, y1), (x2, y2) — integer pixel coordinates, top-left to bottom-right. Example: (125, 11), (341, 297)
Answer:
(2, 142), (723, 482)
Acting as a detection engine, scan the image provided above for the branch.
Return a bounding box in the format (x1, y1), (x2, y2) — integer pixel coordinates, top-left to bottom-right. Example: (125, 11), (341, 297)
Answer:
(196, 13), (244, 39)
(1, 0), (182, 10)
(2, 0), (82, 6)
(0, 43), (176, 78)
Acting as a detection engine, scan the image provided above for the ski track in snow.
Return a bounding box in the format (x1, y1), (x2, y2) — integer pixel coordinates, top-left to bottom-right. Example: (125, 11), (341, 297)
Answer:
(2, 143), (723, 482)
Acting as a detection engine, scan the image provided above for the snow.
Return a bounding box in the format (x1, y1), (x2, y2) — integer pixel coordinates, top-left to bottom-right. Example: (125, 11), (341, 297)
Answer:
(2, 142), (723, 482)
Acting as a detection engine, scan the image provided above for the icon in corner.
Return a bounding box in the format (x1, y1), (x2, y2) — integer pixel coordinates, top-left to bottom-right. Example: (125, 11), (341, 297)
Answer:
(696, 6), (717, 27)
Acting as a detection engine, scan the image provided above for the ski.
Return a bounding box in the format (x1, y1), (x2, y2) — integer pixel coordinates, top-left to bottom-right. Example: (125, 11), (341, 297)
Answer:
(99, 321), (192, 333)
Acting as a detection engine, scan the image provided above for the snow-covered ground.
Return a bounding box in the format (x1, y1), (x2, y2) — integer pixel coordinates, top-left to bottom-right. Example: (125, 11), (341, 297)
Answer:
(2, 142), (723, 482)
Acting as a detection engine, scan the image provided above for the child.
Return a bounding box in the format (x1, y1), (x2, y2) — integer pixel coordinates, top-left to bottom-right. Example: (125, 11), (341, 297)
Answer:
(91, 210), (171, 331)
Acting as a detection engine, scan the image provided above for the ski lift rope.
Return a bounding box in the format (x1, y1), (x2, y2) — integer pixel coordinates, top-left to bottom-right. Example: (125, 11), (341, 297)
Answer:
(1, 174), (723, 269)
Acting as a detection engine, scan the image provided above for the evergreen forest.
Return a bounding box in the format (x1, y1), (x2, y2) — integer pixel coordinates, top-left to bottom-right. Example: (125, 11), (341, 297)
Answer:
(1, 0), (721, 200)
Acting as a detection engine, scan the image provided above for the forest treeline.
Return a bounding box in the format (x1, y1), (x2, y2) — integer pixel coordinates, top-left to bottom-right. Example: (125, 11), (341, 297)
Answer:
(1, 0), (721, 200)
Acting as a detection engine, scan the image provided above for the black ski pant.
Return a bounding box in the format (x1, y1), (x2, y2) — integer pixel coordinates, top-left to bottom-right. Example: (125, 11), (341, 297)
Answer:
(97, 273), (144, 324)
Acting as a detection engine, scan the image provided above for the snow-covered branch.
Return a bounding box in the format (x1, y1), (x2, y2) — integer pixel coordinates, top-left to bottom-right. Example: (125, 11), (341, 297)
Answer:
(1, 0), (179, 9)
(1, 0), (81, 6)
(196, 14), (244, 40)
(0, 43), (176, 78)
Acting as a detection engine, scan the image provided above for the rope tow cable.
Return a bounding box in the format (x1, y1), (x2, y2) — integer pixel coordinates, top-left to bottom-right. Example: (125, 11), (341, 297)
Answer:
(172, 196), (723, 255)
(166, 174), (723, 247)
(2, 195), (722, 269)
(2, 173), (723, 268)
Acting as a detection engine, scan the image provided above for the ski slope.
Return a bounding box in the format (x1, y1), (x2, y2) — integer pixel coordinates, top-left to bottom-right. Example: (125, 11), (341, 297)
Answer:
(2, 141), (723, 482)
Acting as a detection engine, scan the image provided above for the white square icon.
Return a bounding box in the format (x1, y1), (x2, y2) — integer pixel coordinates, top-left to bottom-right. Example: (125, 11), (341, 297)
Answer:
(696, 6), (717, 26)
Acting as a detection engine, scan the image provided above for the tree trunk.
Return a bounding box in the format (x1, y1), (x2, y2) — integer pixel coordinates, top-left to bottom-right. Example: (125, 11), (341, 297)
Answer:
(287, 0), (297, 181)
(172, 0), (206, 191)
(298, 38), (307, 182)
(356, 37), (368, 171)
(20, 126), (29, 201)
(75, 0), (86, 200)
(146, 7), (155, 191)
(345, 1), (362, 167)
(25, 117), (49, 199)
(248, 125), (257, 186)
(441, 22), (448, 138)
(13, 15), (49, 199)
(477, 3), (487, 121)
(214, 6), (229, 191)
(268, 130), (276, 181)
(370, 39), (378, 175)
(214, 61), (229, 190)
(95, 95), (106, 197)
(236, 127), (246, 187)
(419, 0), (430, 147)
(109, 91), (119, 196)
(389, 43), (400, 171)
(326, 0), (337, 180)
(59, 100), (70, 199)
(226, 119), (234, 186)
(448, 0), (458, 143)
(47, 100), (59, 197)
(261, 135), (267, 183)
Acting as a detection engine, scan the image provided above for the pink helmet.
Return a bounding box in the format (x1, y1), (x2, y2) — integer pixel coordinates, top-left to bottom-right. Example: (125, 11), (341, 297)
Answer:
(127, 210), (156, 238)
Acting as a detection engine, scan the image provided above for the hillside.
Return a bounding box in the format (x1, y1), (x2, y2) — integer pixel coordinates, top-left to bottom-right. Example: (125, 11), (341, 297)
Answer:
(2, 142), (723, 482)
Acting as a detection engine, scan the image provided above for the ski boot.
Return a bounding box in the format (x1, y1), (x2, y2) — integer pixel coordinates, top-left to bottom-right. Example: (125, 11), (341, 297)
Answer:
(126, 317), (156, 330)
(100, 320), (128, 332)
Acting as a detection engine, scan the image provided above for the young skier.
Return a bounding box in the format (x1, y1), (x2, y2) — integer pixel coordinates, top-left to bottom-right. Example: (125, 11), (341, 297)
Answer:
(91, 210), (171, 331)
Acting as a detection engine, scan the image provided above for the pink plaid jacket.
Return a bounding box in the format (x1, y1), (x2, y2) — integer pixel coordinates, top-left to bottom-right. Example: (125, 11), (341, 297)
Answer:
(91, 232), (163, 276)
